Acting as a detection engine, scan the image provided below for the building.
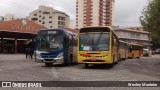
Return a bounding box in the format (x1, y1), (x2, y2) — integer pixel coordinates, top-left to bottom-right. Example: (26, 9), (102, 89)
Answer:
(0, 19), (46, 54)
(70, 20), (75, 29)
(27, 5), (70, 29)
(3, 14), (19, 21)
(114, 27), (150, 46)
(76, 0), (115, 29)
(0, 16), (4, 22)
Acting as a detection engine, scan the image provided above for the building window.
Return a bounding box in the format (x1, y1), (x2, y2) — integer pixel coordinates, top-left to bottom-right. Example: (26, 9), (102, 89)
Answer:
(42, 17), (45, 19)
(31, 18), (38, 21)
(49, 21), (52, 23)
(49, 16), (52, 18)
(43, 12), (50, 14)
(58, 16), (61, 20)
(39, 15), (41, 18)
(50, 26), (52, 28)
(58, 16), (65, 20)
(42, 21), (45, 24)
(58, 21), (61, 25)
(39, 20), (41, 22)
(34, 14), (37, 16)
(39, 11), (41, 13)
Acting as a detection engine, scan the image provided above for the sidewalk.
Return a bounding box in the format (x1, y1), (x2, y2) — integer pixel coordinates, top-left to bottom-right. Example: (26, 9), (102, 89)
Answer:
(0, 54), (26, 61)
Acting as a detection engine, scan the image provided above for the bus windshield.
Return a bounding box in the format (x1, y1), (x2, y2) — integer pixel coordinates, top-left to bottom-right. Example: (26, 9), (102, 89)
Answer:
(79, 33), (110, 51)
(37, 31), (63, 52)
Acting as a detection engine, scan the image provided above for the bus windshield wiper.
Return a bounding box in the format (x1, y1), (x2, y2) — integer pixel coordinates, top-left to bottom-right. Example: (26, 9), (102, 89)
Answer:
(91, 31), (103, 51)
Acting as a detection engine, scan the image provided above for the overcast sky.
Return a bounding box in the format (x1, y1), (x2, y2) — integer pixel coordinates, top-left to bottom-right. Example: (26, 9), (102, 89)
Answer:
(0, 0), (149, 27)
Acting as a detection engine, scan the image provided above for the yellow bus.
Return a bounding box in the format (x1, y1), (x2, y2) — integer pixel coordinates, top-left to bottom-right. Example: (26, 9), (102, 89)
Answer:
(128, 44), (143, 59)
(77, 26), (119, 67)
(119, 40), (128, 60)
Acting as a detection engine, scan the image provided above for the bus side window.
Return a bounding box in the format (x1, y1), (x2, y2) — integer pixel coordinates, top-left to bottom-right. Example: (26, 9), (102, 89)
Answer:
(65, 35), (69, 48)
(73, 36), (77, 46)
(112, 36), (114, 46)
(69, 35), (73, 46)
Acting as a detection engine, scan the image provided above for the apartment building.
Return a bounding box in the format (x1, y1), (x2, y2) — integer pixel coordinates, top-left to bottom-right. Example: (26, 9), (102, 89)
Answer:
(3, 14), (19, 21)
(0, 16), (4, 22)
(76, 0), (115, 29)
(27, 5), (70, 29)
(114, 27), (150, 46)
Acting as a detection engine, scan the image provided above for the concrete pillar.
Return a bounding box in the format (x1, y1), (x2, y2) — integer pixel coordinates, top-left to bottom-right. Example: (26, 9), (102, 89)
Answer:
(14, 38), (17, 54)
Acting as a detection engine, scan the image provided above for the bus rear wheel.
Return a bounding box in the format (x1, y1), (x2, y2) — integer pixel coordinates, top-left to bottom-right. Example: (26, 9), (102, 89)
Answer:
(85, 63), (89, 68)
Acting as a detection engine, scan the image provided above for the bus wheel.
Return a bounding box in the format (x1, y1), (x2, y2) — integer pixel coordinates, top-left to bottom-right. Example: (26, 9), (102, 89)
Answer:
(114, 55), (119, 64)
(109, 57), (114, 67)
(69, 55), (73, 65)
(113, 56), (117, 65)
(85, 63), (89, 68)
(45, 63), (53, 67)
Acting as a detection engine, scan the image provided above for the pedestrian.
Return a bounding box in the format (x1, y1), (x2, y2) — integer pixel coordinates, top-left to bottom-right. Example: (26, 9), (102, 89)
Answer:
(26, 40), (35, 59)
(26, 40), (30, 59)
(28, 40), (35, 59)
(26, 47), (29, 58)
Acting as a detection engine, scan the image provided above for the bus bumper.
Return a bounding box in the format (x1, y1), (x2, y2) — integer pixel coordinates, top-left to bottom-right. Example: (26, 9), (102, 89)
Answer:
(35, 57), (64, 64)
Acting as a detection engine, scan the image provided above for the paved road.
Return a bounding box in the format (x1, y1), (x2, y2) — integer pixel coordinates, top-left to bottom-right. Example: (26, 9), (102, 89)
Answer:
(0, 54), (160, 90)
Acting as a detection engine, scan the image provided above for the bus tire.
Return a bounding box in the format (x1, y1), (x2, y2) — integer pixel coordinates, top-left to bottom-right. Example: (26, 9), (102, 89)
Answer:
(137, 54), (140, 59)
(66, 54), (73, 66)
(114, 54), (118, 64)
(45, 63), (53, 67)
(112, 56), (117, 65)
(69, 54), (73, 65)
(85, 63), (89, 68)
(109, 57), (114, 68)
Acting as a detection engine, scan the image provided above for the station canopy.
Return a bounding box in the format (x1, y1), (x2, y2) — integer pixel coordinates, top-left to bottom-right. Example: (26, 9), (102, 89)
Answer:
(0, 19), (46, 39)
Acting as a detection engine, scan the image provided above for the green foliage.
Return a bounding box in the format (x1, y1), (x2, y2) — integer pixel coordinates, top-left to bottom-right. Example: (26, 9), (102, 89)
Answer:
(140, 0), (160, 48)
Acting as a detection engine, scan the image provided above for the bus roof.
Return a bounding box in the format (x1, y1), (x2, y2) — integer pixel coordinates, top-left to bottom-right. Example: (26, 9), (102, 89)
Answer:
(128, 43), (143, 46)
(119, 40), (128, 44)
(79, 26), (113, 33)
(38, 28), (78, 35)
(81, 26), (112, 29)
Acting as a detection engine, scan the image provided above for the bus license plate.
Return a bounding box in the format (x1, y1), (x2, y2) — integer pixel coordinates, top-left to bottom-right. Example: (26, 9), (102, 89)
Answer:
(91, 58), (96, 61)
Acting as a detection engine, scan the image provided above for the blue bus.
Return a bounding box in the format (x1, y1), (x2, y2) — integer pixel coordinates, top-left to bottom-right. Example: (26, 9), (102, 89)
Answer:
(34, 28), (77, 66)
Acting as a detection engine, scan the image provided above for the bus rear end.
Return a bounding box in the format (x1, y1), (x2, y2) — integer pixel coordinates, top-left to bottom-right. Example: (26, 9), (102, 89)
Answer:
(128, 44), (142, 59)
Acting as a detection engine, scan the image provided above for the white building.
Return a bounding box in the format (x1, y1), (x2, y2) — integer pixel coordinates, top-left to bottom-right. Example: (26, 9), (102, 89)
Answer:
(0, 16), (4, 22)
(70, 20), (75, 29)
(27, 5), (70, 29)
(114, 27), (150, 46)
(76, 0), (115, 29)
(3, 14), (19, 21)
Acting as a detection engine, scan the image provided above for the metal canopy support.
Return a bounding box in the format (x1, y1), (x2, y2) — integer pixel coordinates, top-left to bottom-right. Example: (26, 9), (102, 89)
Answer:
(0, 37), (3, 53)
(14, 38), (17, 54)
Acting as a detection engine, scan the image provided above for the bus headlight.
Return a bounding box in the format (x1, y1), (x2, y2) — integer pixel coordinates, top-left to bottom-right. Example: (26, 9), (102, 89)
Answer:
(57, 52), (63, 58)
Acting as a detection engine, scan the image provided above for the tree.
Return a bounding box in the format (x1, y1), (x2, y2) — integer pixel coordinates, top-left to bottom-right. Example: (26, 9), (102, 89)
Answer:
(140, 0), (160, 49)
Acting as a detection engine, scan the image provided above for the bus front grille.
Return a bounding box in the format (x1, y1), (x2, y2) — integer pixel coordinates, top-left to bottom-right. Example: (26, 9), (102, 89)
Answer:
(44, 59), (54, 61)
(83, 60), (105, 62)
